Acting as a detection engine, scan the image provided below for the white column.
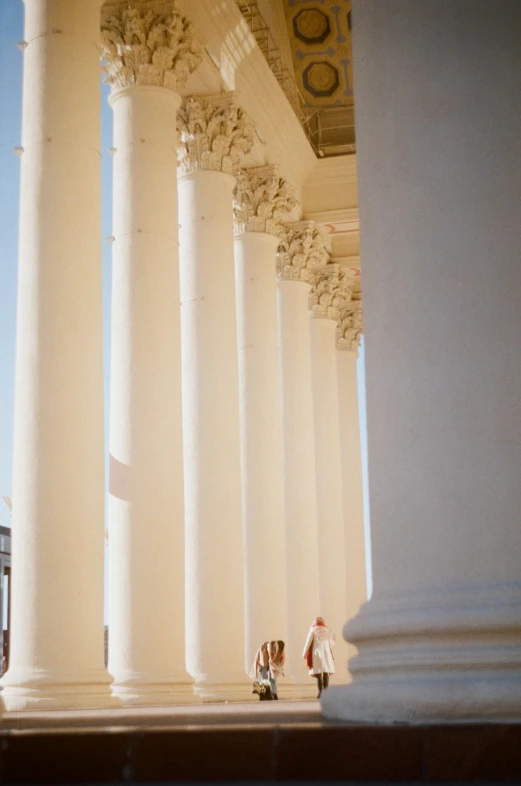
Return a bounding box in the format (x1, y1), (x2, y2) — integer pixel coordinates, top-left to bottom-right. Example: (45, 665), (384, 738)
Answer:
(309, 266), (351, 678)
(1, 0), (113, 710)
(177, 95), (254, 702)
(323, 0), (521, 722)
(233, 166), (295, 691)
(337, 292), (366, 678)
(277, 220), (328, 697)
(100, 3), (201, 705)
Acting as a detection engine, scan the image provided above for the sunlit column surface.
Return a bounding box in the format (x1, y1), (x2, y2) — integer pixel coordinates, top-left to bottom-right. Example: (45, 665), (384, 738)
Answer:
(323, 0), (521, 722)
(1, 0), (112, 710)
(309, 266), (351, 677)
(276, 221), (328, 697)
(336, 283), (366, 678)
(101, 1), (202, 705)
(233, 166), (295, 694)
(178, 95), (254, 702)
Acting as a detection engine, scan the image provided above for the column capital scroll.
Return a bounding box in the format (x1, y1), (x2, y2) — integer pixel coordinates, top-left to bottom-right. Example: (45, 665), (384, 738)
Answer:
(276, 220), (330, 284)
(233, 165), (297, 236)
(100, 1), (202, 93)
(177, 94), (255, 176)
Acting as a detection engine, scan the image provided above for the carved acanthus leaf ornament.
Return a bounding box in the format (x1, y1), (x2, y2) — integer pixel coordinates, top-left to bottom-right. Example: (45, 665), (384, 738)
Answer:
(177, 96), (255, 175)
(233, 165), (297, 236)
(336, 268), (363, 351)
(309, 265), (353, 322)
(101, 1), (202, 92)
(276, 220), (330, 283)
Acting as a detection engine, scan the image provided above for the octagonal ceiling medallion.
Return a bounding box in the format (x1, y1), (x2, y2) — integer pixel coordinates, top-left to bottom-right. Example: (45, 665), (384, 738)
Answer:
(303, 61), (339, 97)
(293, 8), (331, 44)
(284, 0), (353, 109)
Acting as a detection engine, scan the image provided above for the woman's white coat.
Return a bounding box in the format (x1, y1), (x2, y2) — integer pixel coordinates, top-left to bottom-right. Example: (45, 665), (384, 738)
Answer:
(302, 625), (335, 675)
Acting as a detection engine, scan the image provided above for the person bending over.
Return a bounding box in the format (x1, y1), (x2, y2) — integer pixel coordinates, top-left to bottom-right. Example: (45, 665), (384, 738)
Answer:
(250, 639), (285, 699)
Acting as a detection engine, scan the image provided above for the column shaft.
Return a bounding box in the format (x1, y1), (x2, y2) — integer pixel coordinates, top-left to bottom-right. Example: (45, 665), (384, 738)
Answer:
(337, 349), (367, 676)
(108, 85), (195, 704)
(234, 231), (291, 689)
(310, 318), (348, 674)
(179, 170), (249, 702)
(323, 0), (521, 722)
(277, 280), (321, 697)
(2, 0), (112, 709)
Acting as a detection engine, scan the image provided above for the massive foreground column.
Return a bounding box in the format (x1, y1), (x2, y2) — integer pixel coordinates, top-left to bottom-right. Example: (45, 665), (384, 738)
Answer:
(336, 288), (366, 677)
(233, 166), (294, 689)
(178, 96), (254, 701)
(101, 2), (201, 705)
(323, 0), (521, 722)
(277, 221), (328, 697)
(1, 0), (112, 709)
(309, 266), (350, 675)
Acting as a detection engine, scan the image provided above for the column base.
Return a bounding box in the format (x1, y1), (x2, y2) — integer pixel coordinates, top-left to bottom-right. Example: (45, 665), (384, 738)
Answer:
(194, 679), (254, 703)
(322, 586), (521, 723)
(0, 668), (118, 712)
(321, 674), (521, 723)
(109, 669), (200, 706)
(111, 681), (200, 706)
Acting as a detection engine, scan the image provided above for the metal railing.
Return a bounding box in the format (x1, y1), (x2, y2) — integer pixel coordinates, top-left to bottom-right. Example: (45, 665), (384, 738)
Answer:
(234, 0), (355, 157)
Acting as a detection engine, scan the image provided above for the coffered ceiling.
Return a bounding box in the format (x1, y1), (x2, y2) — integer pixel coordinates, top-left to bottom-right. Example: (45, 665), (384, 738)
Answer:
(284, 0), (353, 109)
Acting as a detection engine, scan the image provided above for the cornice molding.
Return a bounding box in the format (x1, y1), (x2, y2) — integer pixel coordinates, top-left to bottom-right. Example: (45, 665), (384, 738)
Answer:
(335, 254), (361, 270)
(180, 0), (316, 196)
(305, 154), (357, 188)
(305, 208), (359, 232)
(101, 1), (203, 92)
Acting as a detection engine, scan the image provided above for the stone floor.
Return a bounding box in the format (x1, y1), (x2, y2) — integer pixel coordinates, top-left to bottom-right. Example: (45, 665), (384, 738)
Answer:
(0, 698), (320, 730)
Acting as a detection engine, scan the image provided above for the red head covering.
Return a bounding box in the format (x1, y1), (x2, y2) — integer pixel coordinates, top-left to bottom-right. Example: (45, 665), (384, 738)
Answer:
(313, 616), (326, 627)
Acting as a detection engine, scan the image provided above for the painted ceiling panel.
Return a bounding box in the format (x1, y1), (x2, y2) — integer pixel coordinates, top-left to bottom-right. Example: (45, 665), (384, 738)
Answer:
(284, 0), (353, 108)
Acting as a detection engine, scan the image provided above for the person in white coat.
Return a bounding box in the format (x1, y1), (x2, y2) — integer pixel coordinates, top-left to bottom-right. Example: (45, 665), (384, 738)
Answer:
(302, 617), (335, 697)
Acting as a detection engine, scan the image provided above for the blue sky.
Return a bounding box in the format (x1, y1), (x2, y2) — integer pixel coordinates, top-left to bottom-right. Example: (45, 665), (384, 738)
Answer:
(0, 2), (24, 530)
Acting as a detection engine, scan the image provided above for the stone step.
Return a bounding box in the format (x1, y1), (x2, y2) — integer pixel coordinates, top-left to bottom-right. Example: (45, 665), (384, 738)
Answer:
(1, 719), (521, 783)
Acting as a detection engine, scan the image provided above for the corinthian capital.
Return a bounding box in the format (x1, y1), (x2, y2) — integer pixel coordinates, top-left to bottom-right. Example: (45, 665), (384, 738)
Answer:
(336, 265), (363, 351)
(177, 95), (255, 175)
(336, 266), (363, 351)
(276, 220), (331, 283)
(233, 165), (297, 236)
(337, 302), (363, 352)
(100, 1), (202, 92)
(309, 265), (353, 322)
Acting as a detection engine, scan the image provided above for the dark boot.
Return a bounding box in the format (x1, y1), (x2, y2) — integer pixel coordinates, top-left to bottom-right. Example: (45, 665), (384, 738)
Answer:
(273, 694), (278, 700)
(323, 673), (330, 691)
(317, 673), (323, 698)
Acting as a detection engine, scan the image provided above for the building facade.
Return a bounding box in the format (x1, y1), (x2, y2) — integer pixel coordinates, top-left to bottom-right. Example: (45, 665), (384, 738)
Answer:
(5, 0), (518, 723)
(1, 0), (365, 710)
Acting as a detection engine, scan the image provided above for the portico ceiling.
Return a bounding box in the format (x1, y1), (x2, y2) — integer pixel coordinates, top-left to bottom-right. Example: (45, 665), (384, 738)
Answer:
(284, 0), (355, 154)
